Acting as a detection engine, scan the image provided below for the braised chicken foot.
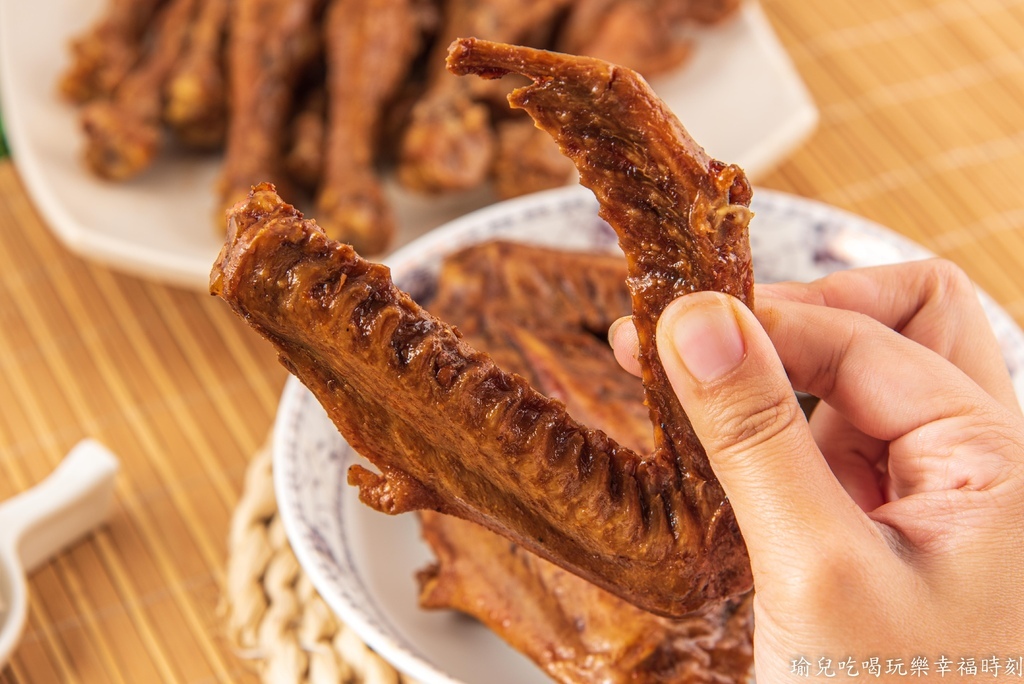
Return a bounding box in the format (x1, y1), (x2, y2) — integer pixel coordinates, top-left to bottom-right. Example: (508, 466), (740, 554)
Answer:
(165, 0), (229, 149)
(396, 0), (571, 193)
(60, 0), (166, 104)
(80, 0), (197, 180)
(315, 0), (418, 254)
(218, 0), (321, 218)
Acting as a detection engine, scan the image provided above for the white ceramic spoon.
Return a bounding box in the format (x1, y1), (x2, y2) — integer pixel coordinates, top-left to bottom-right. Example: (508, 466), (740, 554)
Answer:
(0, 439), (119, 667)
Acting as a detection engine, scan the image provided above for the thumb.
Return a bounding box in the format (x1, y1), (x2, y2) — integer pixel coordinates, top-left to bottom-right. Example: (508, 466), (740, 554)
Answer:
(656, 291), (867, 570)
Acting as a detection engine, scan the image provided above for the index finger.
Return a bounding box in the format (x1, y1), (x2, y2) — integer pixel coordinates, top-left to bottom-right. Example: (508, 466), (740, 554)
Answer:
(760, 296), (1024, 506)
(756, 259), (1020, 413)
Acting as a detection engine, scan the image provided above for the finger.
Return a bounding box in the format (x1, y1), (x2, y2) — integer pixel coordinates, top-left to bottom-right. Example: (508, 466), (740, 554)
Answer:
(757, 259), (1019, 413)
(759, 295), (1024, 500)
(608, 316), (642, 377)
(808, 403), (888, 511)
(619, 298), (888, 506)
(656, 292), (872, 572)
(757, 296), (996, 442)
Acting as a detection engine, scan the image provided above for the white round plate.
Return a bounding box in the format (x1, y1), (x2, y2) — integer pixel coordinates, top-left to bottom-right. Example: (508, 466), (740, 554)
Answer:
(0, 0), (816, 290)
(273, 186), (1024, 684)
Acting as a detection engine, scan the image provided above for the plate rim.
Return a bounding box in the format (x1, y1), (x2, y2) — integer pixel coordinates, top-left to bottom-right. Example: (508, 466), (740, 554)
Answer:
(273, 387), (468, 684)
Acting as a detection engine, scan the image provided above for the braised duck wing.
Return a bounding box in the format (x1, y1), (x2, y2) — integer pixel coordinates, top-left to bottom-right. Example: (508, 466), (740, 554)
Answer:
(449, 35), (756, 600)
(213, 42), (756, 616)
(212, 169), (749, 618)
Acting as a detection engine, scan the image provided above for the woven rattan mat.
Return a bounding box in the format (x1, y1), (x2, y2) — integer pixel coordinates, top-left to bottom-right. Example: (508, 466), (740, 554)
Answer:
(7, 0), (1024, 681)
(225, 440), (414, 684)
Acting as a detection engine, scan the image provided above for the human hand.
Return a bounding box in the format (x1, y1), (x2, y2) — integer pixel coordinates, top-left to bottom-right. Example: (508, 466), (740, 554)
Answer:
(609, 259), (1024, 681)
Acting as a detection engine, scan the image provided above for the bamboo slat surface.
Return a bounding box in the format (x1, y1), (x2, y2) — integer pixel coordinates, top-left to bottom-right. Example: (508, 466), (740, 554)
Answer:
(2, 0), (1024, 681)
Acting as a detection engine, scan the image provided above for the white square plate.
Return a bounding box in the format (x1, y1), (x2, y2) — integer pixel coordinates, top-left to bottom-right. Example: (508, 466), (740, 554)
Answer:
(0, 0), (817, 290)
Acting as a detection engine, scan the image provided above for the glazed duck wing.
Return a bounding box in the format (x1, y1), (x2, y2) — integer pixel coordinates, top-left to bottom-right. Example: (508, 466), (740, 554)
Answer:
(448, 37), (753, 493)
(419, 511), (753, 684)
(449, 34), (756, 582)
(428, 240), (633, 338)
(212, 40), (754, 616)
(420, 242), (753, 683)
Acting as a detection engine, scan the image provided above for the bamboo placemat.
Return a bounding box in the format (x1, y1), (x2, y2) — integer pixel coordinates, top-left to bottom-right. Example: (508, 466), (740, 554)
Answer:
(2, 0), (1024, 682)
(0, 157), (284, 683)
(761, 0), (1024, 318)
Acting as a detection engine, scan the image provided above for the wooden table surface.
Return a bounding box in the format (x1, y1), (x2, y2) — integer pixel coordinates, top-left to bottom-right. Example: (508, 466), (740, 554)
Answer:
(2, 0), (1024, 682)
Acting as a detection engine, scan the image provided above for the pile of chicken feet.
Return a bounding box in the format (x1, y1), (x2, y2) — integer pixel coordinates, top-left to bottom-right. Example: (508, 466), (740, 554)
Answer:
(62, 0), (739, 254)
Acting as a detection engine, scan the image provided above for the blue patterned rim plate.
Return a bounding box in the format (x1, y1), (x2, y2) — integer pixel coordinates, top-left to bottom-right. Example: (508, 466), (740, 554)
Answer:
(273, 185), (1024, 684)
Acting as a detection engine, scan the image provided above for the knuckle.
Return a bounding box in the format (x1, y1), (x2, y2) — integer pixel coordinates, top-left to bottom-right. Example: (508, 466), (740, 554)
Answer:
(704, 388), (806, 462)
(817, 269), (857, 297)
(925, 258), (975, 302)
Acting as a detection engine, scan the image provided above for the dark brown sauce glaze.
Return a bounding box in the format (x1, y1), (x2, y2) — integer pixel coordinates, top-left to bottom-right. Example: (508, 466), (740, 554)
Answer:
(213, 36), (756, 618)
(448, 35), (756, 593)
(418, 240), (754, 682)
